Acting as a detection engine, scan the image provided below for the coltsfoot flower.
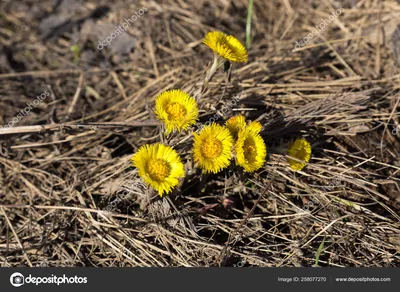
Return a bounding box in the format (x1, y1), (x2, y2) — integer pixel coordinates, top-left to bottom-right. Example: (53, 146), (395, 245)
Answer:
(226, 116), (262, 139)
(201, 32), (248, 92)
(226, 115), (246, 138)
(203, 31), (248, 63)
(287, 138), (312, 171)
(235, 127), (267, 172)
(247, 120), (262, 134)
(155, 89), (198, 134)
(131, 143), (185, 196)
(193, 123), (233, 173)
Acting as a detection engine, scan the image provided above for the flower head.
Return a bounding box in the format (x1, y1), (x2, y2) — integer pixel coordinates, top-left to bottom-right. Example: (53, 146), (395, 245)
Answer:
(225, 115), (246, 138)
(131, 143), (185, 196)
(203, 31), (248, 63)
(155, 89), (198, 134)
(247, 121), (262, 134)
(287, 138), (311, 171)
(193, 123), (233, 173)
(235, 127), (267, 172)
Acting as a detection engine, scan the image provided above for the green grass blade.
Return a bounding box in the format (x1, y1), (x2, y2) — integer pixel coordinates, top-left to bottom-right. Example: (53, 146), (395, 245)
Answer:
(246, 0), (254, 50)
(314, 236), (326, 267)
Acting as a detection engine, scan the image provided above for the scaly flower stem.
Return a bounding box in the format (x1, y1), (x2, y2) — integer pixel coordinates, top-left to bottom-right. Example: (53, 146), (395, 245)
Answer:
(198, 54), (225, 99)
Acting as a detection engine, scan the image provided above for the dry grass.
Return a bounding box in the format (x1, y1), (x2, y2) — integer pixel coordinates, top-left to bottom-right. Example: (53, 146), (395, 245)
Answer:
(0, 0), (399, 267)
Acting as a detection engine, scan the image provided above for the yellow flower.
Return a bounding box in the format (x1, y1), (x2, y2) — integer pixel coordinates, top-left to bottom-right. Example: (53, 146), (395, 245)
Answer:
(155, 89), (198, 134)
(193, 123), (233, 173)
(235, 127), (267, 172)
(287, 138), (311, 171)
(225, 115), (246, 138)
(131, 143), (185, 196)
(247, 121), (262, 134)
(203, 31), (248, 63)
